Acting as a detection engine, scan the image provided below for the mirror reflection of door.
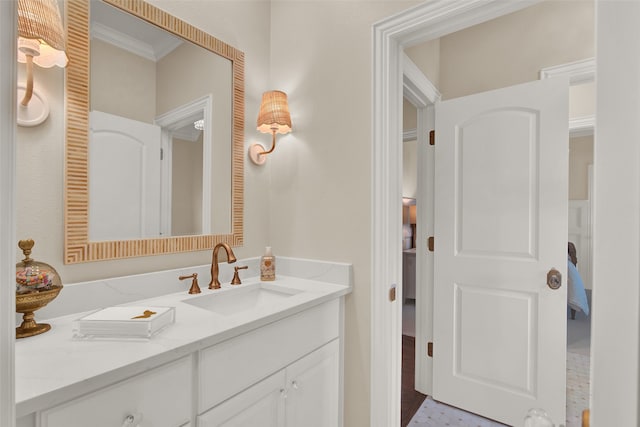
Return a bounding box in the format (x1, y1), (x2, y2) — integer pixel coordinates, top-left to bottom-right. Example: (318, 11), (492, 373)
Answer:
(89, 0), (232, 239)
(89, 111), (161, 241)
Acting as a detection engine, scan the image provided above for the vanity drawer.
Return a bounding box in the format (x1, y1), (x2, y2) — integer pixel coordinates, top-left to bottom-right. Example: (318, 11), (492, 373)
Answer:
(40, 356), (192, 427)
(198, 299), (339, 412)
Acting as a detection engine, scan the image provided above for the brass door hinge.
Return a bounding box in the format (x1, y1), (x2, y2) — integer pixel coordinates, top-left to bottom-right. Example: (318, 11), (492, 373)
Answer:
(428, 236), (434, 252)
(429, 130), (435, 146)
(427, 342), (433, 358)
(389, 286), (396, 302)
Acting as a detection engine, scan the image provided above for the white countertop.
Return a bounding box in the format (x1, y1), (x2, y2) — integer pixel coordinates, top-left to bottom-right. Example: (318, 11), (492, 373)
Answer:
(15, 275), (351, 417)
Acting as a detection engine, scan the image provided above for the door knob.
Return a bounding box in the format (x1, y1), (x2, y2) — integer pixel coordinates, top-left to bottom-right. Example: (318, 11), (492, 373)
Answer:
(547, 268), (562, 290)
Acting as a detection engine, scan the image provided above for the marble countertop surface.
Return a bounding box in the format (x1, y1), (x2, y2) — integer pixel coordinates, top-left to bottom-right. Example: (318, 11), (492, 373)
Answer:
(15, 275), (351, 417)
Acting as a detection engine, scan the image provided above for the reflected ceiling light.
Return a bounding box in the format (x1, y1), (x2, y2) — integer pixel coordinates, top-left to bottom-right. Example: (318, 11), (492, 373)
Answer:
(17, 0), (68, 127)
(248, 90), (292, 165)
(194, 119), (204, 130)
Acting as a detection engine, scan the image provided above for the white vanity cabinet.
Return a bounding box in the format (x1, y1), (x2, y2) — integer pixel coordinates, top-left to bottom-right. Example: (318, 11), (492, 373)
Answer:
(18, 299), (344, 427)
(198, 339), (339, 427)
(197, 299), (341, 426)
(39, 356), (192, 427)
(284, 339), (340, 426)
(199, 370), (285, 427)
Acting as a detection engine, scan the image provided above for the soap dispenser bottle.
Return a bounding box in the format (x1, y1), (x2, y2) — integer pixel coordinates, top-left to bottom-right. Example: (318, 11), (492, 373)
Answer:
(260, 246), (276, 281)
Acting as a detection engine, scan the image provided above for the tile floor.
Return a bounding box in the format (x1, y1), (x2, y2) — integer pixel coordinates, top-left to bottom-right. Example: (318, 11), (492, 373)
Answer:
(404, 303), (591, 427)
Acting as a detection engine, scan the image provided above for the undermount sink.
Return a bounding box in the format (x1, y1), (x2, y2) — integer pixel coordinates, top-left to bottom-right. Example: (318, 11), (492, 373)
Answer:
(183, 283), (303, 316)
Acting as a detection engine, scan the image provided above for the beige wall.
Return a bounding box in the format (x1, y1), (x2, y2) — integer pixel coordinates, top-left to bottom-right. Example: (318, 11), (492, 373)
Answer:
(403, 98), (417, 131)
(403, 139), (418, 199)
(403, 99), (418, 199)
(16, 1), (272, 283)
(157, 41), (233, 235)
(267, 2), (417, 425)
(569, 135), (594, 200)
(570, 81), (595, 118)
(91, 39), (156, 123)
(439, 0), (594, 99)
(405, 37), (440, 88)
(172, 137), (203, 235)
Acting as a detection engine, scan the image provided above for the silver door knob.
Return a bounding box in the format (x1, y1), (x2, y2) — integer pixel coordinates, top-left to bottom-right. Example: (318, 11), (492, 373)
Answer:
(547, 268), (562, 290)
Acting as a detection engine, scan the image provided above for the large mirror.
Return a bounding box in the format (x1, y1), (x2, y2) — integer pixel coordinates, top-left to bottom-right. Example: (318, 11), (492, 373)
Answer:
(64, 0), (244, 264)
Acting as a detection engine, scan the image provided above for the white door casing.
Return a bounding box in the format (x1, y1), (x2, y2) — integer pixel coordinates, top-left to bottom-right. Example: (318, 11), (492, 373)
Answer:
(433, 77), (568, 425)
(403, 52), (440, 397)
(371, 2), (542, 425)
(89, 111), (162, 241)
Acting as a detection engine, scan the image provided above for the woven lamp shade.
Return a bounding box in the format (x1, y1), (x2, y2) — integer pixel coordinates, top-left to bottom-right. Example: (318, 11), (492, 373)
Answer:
(257, 91), (292, 134)
(17, 0), (67, 68)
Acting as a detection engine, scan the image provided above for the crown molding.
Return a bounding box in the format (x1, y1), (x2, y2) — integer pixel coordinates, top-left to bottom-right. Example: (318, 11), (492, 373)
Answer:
(91, 22), (182, 62)
(569, 115), (595, 137)
(540, 57), (596, 85)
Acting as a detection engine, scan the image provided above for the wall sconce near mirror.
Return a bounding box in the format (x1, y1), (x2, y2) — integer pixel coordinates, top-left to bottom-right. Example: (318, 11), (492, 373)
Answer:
(17, 0), (68, 126)
(248, 90), (292, 165)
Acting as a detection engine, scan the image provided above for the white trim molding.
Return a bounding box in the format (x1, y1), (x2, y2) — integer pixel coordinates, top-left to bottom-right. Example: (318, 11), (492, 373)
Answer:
(371, 1), (538, 425)
(155, 95), (213, 236)
(540, 57), (596, 85)
(570, 115), (595, 137)
(91, 21), (182, 62)
(0, 1), (16, 426)
(403, 53), (441, 107)
(540, 59), (596, 137)
(403, 129), (417, 142)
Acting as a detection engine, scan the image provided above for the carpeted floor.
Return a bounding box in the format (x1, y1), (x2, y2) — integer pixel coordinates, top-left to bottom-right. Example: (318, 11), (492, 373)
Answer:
(403, 303), (591, 427)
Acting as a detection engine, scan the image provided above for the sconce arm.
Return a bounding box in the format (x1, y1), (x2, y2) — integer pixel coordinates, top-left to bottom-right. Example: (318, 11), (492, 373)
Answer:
(20, 55), (34, 106)
(257, 129), (278, 156)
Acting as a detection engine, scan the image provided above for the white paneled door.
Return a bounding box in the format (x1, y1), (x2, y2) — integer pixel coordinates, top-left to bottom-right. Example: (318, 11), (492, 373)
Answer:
(89, 111), (162, 241)
(433, 78), (568, 426)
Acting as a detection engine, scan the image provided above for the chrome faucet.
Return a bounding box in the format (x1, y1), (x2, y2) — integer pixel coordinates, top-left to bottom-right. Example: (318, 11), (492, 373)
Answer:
(208, 243), (237, 289)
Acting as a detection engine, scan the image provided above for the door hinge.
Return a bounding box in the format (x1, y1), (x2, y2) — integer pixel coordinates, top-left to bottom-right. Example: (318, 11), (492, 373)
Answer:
(428, 236), (434, 252)
(427, 342), (433, 358)
(160, 148), (164, 160)
(429, 130), (435, 146)
(389, 285), (396, 302)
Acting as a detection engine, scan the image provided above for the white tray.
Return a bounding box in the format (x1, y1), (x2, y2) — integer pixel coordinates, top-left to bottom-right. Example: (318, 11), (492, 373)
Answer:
(73, 306), (175, 340)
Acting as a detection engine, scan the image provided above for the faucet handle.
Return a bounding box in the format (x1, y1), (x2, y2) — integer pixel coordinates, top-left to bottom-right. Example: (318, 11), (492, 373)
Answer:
(179, 273), (201, 294)
(231, 266), (248, 285)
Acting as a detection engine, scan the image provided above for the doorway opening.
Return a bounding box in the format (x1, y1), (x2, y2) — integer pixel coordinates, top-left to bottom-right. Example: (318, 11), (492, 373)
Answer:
(394, 4), (595, 423)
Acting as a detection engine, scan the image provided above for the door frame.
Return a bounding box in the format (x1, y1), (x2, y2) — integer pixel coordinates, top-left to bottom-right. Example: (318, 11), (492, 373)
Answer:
(402, 53), (438, 396)
(372, 1), (640, 426)
(371, 2), (543, 425)
(155, 95), (214, 236)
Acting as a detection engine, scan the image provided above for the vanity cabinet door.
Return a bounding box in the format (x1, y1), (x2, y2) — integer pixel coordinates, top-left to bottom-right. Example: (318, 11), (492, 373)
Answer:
(198, 300), (339, 412)
(40, 356), (192, 427)
(198, 370), (285, 427)
(198, 339), (340, 427)
(284, 339), (340, 427)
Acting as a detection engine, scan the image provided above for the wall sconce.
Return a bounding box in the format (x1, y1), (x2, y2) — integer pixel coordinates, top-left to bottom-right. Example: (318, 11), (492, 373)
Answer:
(248, 90), (292, 165)
(17, 0), (68, 127)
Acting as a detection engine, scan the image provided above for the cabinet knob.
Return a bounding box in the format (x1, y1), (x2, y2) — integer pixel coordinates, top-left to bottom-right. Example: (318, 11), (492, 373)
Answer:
(291, 380), (299, 390)
(122, 413), (143, 427)
(280, 388), (287, 399)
